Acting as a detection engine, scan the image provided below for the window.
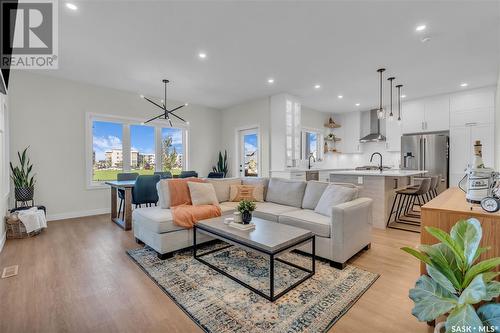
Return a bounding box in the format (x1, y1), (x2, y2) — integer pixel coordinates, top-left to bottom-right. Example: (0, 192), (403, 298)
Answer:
(301, 128), (323, 161)
(130, 124), (155, 175)
(92, 121), (123, 181)
(87, 114), (188, 187)
(161, 128), (184, 176)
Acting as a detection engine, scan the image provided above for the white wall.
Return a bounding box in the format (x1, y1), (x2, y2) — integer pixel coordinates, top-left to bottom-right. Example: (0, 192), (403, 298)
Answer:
(220, 97), (270, 177)
(8, 72), (221, 220)
(301, 106), (327, 129)
(0, 92), (8, 252)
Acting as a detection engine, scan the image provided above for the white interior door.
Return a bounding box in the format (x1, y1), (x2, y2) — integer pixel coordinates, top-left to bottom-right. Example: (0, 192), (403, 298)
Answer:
(238, 128), (259, 177)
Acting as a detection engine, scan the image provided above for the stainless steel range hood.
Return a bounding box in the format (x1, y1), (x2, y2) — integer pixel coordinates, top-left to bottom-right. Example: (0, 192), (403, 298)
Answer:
(359, 109), (386, 142)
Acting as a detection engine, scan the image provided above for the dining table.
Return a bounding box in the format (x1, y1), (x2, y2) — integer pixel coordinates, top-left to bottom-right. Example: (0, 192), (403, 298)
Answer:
(105, 180), (135, 231)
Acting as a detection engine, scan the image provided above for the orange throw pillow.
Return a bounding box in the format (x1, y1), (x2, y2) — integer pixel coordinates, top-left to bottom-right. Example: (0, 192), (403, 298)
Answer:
(229, 185), (264, 202)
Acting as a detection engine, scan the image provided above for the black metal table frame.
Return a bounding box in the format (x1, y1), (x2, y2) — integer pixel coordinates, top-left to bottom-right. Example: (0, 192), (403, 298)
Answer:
(193, 225), (315, 302)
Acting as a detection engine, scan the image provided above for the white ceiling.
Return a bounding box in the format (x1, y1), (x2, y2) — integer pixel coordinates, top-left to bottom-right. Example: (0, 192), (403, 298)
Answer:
(40, 0), (500, 112)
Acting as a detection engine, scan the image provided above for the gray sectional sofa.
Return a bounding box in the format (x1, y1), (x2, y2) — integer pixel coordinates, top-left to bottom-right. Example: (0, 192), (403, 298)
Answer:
(133, 177), (373, 269)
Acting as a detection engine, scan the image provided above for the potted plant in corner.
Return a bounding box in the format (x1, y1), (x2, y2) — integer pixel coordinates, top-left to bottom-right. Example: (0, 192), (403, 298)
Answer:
(237, 199), (256, 224)
(401, 218), (500, 333)
(212, 150), (228, 177)
(10, 147), (36, 204)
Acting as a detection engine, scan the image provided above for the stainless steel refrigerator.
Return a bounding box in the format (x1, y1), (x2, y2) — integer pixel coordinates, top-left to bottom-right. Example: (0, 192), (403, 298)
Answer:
(401, 132), (449, 189)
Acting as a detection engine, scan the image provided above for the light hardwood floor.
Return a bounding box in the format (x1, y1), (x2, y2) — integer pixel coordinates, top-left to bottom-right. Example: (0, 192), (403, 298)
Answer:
(0, 215), (432, 333)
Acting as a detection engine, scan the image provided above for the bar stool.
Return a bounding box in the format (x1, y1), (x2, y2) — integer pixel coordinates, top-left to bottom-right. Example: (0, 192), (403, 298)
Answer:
(409, 175), (439, 203)
(386, 178), (432, 227)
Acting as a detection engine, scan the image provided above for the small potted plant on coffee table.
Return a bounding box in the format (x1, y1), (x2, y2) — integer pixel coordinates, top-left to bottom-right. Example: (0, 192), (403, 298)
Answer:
(237, 200), (256, 224)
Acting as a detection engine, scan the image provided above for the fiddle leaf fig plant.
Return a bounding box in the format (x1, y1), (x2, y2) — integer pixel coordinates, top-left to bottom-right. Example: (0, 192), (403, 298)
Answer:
(401, 218), (500, 333)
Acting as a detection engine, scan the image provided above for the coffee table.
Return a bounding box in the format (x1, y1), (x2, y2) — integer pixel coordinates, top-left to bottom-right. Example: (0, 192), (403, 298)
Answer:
(193, 216), (315, 301)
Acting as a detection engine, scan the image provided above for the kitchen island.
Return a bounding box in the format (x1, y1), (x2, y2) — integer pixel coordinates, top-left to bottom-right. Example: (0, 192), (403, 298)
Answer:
(330, 169), (427, 229)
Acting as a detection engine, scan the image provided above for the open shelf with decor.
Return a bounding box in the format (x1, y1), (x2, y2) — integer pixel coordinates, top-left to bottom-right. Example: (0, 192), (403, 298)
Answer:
(324, 117), (341, 129)
(324, 117), (342, 154)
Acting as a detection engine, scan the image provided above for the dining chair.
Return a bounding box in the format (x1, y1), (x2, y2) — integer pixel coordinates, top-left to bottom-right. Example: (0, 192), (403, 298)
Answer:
(117, 172), (139, 220)
(180, 170), (198, 178)
(207, 172), (224, 178)
(132, 175), (161, 208)
(154, 171), (172, 179)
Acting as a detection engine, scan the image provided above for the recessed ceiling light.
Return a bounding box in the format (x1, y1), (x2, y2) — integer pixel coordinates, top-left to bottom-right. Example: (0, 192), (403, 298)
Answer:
(314, 84), (321, 89)
(267, 78), (275, 84)
(337, 95), (343, 99)
(198, 52), (207, 59)
(460, 82), (468, 87)
(355, 103), (360, 106)
(65, 3), (78, 10)
(415, 24), (426, 32)
(401, 94), (407, 98)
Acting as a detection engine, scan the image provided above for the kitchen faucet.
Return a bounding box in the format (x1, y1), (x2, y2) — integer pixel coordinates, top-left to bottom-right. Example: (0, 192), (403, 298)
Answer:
(308, 153), (316, 169)
(370, 152), (383, 172)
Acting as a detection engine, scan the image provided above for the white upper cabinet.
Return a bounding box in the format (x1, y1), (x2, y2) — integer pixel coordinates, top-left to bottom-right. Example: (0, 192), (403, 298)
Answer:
(401, 95), (449, 134)
(401, 100), (425, 133)
(450, 88), (495, 127)
(270, 94), (302, 170)
(385, 117), (401, 151)
(424, 96), (450, 132)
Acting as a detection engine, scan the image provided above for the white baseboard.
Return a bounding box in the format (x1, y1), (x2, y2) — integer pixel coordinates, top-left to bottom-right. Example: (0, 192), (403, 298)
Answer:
(0, 231), (6, 253)
(47, 208), (110, 221)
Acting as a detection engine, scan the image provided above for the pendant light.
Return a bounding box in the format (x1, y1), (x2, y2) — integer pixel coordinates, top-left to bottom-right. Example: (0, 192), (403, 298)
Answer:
(396, 84), (403, 125)
(376, 68), (386, 119)
(387, 77), (395, 121)
(140, 79), (188, 126)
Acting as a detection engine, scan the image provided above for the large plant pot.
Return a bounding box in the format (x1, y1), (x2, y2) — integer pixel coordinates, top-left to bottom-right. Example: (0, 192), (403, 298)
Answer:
(241, 211), (252, 224)
(15, 186), (34, 202)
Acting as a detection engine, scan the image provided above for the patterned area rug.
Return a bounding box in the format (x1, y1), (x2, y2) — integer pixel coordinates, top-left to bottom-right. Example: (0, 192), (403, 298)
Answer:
(127, 243), (379, 333)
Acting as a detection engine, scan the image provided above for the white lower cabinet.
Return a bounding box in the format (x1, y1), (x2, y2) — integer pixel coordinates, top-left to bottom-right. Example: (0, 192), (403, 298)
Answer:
(270, 170), (306, 180)
(318, 171), (331, 182)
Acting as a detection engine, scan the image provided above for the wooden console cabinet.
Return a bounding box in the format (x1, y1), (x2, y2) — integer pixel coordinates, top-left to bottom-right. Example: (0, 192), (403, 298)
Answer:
(420, 187), (499, 275)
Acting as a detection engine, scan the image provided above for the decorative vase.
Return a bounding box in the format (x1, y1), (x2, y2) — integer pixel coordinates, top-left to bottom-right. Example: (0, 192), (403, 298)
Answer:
(233, 212), (242, 223)
(15, 186), (34, 202)
(241, 211), (252, 224)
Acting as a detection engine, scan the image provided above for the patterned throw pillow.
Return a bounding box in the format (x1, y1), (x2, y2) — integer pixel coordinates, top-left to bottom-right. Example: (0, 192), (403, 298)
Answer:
(229, 185), (264, 202)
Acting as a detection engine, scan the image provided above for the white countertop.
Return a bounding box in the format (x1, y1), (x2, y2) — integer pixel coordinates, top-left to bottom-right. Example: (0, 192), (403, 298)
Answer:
(270, 168), (351, 172)
(329, 170), (428, 177)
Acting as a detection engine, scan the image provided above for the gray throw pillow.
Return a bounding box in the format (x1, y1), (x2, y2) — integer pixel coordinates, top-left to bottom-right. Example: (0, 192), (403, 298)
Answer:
(265, 178), (306, 208)
(302, 181), (329, 209)
(314, 184), (358, 217)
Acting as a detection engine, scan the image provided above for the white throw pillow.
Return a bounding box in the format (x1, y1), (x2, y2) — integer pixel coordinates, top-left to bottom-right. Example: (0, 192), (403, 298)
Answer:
(188, 182), (219, 206)
(156, 180), (171, 209)
(314, 184), (358, 217)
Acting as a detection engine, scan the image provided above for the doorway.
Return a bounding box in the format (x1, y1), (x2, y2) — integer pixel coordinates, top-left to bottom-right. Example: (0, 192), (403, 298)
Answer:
(238, 127), (259, 177)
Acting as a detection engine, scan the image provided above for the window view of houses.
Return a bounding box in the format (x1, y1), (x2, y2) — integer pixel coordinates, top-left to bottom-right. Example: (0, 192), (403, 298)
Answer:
(92, 120), (184, 181)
